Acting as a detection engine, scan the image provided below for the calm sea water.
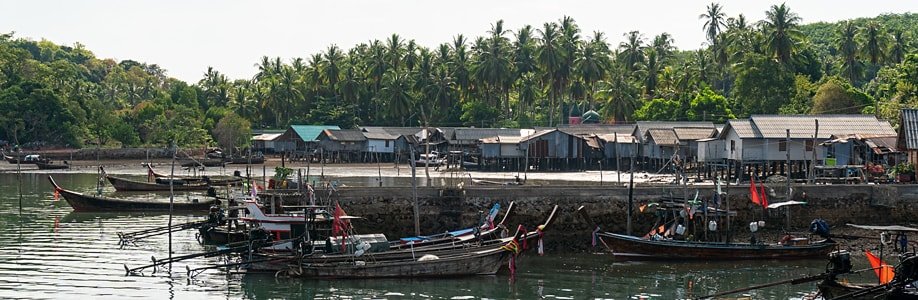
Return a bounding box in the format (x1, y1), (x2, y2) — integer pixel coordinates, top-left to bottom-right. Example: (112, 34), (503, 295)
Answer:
(0, 172), (876, 299)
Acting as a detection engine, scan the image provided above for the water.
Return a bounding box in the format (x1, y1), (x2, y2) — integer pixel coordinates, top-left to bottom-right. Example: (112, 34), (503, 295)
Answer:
(0, 172), (876, 299)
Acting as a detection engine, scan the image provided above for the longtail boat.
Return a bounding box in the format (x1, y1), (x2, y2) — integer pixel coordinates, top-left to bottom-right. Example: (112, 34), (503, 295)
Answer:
(106, 175), (211, 192)
(180, 158), (225, 168)
(228, 156), (265, 164)
(146, 165), (243, 186)
(2, 151), (18, 164)
(36, 161), (69, 170)
(270, 205), (558, 278)
(815, 225), (918, 300)
(578, 206), (835, 260)
(48, 176), (217, 212)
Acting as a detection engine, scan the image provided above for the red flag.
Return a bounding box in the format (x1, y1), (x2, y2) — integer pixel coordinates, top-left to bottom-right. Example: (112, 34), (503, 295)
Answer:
(749, 178), (761, 206)
(332, 202), (351, 252)
(759, 182), (768, 208)
(865, 250), (895, 284)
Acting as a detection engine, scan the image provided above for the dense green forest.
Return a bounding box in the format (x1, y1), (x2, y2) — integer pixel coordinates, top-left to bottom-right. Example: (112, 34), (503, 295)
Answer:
(1, 4), (917, 149)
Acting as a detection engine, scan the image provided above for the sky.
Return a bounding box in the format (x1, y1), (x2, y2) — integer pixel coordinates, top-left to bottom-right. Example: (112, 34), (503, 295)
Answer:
(2, 0), (916, 83)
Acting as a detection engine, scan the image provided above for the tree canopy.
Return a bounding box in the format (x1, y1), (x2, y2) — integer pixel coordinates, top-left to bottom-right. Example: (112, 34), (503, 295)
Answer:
(0, 8), (917, 148)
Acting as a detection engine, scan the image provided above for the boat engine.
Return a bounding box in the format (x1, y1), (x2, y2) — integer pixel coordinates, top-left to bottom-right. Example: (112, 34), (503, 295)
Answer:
(895, 252), (918, 283)
(810, 219), (831, 238)
(826, 250), (852, 277)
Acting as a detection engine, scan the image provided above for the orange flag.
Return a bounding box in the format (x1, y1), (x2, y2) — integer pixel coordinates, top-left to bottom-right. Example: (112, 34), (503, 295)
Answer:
(865, 250), (895, 284)
(749, 178), (761, 206)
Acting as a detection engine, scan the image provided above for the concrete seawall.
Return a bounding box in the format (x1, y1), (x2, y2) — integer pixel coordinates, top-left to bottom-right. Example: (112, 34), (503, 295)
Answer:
(328, 184), (918, 251)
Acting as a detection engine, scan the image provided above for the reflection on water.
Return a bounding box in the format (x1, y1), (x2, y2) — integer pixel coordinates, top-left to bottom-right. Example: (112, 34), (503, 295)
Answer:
(0, 173), (871, 299)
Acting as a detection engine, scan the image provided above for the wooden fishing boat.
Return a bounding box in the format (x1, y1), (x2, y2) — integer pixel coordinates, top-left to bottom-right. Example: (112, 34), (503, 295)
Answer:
(200, 227), (249, 245)
(106, 175), (211, 192)
(36, 161), (69, 170)
(48, 176), (217, 212)
(228, 156), (265, 164)
(270, 205), (558, 278)
(595, 232), (835, 260)
(578, 206), (835, 260)
(181, 158), (225, 168)
(146, 165), (243, 186)
(2, 151), (18, 164)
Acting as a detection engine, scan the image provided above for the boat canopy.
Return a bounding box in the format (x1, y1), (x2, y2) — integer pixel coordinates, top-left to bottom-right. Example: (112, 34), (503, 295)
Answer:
(847, 224), (918, 232)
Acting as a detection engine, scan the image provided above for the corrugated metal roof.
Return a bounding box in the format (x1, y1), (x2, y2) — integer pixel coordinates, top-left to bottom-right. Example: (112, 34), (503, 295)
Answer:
(363, 131), (398, 140)
(723, 119), (757, 138)
(540, 124), (636, 136)
(646, 129), (679, 146)
(361, 127), (422, 137)
(480, 136), (524, 144)
(673, 127), (717, 141)
(634, 121), (715, 140)
(901, 109), (918, 150)
(750, 115), (895, 139)
(520, 129), (558, 143)
(596, 134), (636, 143)
(290, 125), (341, 141)
(455, 128), (524, 141)
(252, 133), (282, 141)
(322, 129), (367, 142)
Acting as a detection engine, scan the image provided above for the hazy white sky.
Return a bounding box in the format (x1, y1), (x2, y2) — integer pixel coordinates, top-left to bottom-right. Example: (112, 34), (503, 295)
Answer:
(2, 0), (915, 82)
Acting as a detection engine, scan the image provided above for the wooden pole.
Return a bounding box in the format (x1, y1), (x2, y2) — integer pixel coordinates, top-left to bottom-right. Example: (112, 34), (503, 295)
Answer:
(614, 132), (634, 185)
(626, 142), (635, 236)
(410, 148), (420, 236)
(786, 129), (792, 229)
(168, 144), (176, 263)
(726, 159), (732, 243)
(810, 119), (819, 184)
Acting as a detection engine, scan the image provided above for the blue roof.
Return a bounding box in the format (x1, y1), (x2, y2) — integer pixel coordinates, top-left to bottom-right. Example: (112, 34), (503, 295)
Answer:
(290, 125), (340, 141)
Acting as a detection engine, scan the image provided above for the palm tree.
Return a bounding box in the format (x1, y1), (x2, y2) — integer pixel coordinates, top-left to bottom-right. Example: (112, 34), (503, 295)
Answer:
(378, 70), (413, 125)
(651, 33), (674, 63)
(596, 65), (639, 123)
(559, 16), (581, 120)
(537, 22), (563, 126)
(575, 41), (608, 109)
(889, 29), (909, 64)
(699, 3), (727, 44)
(386, 34), (404, 72)
(323, 45), (344, 92)
(836, 21), (863, 84)
(619, 31), (645, 73)
(860, 21), (887, 65)
(761, 3), (802, 65)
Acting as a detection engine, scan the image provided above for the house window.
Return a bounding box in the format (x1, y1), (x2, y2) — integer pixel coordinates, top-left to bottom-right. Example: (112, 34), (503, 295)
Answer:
(779, 140), (787, 152)
(730, 140), (735, 152)
(385, 140), (390, 147)
(806, 140), (813, 151)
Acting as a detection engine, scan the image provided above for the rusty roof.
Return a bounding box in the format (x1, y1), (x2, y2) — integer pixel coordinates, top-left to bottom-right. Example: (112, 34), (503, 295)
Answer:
(321, 129), (367, 142)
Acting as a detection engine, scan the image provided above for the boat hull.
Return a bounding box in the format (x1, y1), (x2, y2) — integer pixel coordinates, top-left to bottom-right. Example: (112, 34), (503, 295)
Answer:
(818, 279), (918, 300)
(54, 185), (215, 213)
(599, 232), (836, 260)
(36, 162), (69, 170)
(282, 248), (509, 278)
(107, 175), (210, 192)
